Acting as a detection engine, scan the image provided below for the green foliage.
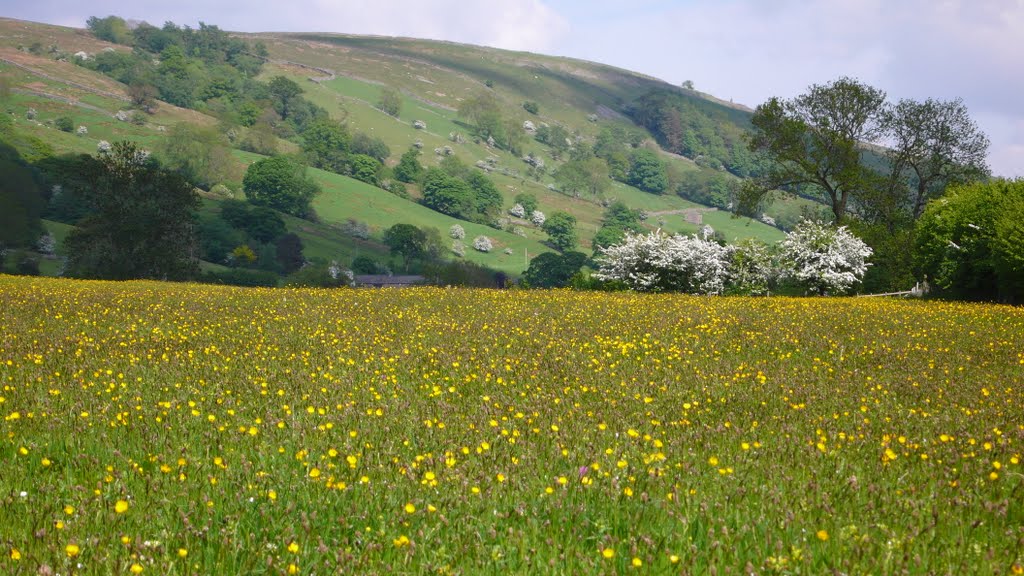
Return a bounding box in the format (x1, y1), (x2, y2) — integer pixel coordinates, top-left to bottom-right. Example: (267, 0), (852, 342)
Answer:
(522, 251), (588, 288)
(514, 193), (538, 216)
(199, 214), (244, 264)
(534, 124), (570, 159)
(201, 267), (279, 287)
(420, 166), (501, 225)
(349, 154), (382, 185)
(522, 101), (539, 115)
(422, 168), (474, 219)
(55, 116), (75, 133)
(243, 156), (320, 218)
(458, 91), (505, 144)
(602, 201), (643, 232)
(629, 89), (761, 178)
(285, 262), (346, 288)
(554, 157), (609, 198)
(377, 86), (403, 118)
(159, 124), (232, 189)
(591, 226), (626, 255)
(384, 223), (430, 266)
(351, 255), (385, 275)
(275, 232), (305, 274)
(627, 149), (668, 194)
(351, 132), (390, 163)
(394, 147), (424, 183)
(542, 211), (578, 251)
(745, 77), (887, 222)
(0, 142), (45, 248)
(86, 15), (132, 44)
(676, 170), (734, 210)
(64, 141), (200, 280)
(915, 179), (1024, 303)
(300, 118), (351, 174)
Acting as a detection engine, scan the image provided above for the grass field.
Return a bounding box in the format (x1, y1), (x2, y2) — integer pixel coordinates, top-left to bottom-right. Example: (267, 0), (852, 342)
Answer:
(1, 276), (1022, 574)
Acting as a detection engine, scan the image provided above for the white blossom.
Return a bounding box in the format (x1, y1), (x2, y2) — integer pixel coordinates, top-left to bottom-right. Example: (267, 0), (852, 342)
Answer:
(449, 224), (465, 239)
(452, 240), (465, 257)
(472, 235), (493, 253)
(531, 210), (546, 226)
(37, 233), (56, 256)
(97, 140), (111, 154)
(76, 125), (88, 136)
(594, 230), (733, 294)
(509, 203), (526, 218)
(778, 220), (872, 295)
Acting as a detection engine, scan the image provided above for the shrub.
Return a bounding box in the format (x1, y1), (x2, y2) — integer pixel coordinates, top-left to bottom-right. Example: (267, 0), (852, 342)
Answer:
(473, 235), (493, 252)
(449, 224), (465, 239)
(594, 230), (733, 294)
(778, 220), (872, 295)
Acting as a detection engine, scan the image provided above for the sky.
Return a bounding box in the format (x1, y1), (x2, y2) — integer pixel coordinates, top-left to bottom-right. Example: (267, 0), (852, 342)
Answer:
(4, 0), (1022, 176)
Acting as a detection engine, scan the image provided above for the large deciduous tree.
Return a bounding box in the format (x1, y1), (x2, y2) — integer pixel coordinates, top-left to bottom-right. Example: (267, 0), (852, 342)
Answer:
(242, 155), (320, 218)
(884, 98), (989, 219)
(743, 77), (887, 222)
(64, 141), (200, 280)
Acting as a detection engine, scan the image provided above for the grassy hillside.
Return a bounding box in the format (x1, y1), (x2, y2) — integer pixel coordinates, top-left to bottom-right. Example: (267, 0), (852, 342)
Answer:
(1, 16), (792, 284)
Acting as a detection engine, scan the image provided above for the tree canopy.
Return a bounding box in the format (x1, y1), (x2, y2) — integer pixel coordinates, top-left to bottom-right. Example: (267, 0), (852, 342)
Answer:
(64, 141), (200, 280)
(242, 156), (320, 218)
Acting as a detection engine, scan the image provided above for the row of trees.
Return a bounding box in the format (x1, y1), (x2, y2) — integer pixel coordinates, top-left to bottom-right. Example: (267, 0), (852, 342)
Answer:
(594, 221), (872, 296)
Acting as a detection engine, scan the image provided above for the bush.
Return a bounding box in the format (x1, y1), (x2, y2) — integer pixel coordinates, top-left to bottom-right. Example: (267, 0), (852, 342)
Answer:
(55, 117), (75, 132)
(915, 178), (1024, 303)
(449, 224), (465, 239)
(779, 220), (872, 295)
(473, 235), (493, 252)
(594, 230), (733, 294)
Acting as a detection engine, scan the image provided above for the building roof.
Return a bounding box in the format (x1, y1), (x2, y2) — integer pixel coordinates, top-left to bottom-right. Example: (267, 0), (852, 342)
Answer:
(354, 275), (426, 287)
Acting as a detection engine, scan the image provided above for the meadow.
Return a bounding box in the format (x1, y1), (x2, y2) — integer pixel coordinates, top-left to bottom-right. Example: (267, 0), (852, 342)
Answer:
(1, 275), (1022, 574)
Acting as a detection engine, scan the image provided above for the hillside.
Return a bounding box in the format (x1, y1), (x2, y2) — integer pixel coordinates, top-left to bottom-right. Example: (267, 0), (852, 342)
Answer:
(0, 16), (800, 284)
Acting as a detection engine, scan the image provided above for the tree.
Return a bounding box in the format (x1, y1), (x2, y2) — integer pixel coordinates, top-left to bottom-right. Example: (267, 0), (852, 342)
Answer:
(458, 91), (504, 142)
(421, 168), (474, 219)
(301, 119), (350, 174)
(542, 211), (578, 251)
(275, 232), (305, 274)
(514, 193), (538, 216)
(378, 86), (402, 118)
(915, 179), (1024, 303)
(351, 132), (390, 163)
(523, 251), (588, 288)
(555, 158), (609, 198)
(350, 154), (382, 185)
(627, 149), (668, 193)
(885, 98), (990, 219)
(127, 81), (159, 113)
(0, 142), (45, 249)
(159, 123), (232, 189)
(242, 156), (320, 217)
(64, 141), (199, 280)
(394, 147), (423, 183)
(522, 101), (539, 115)
(594, 230), (733, 294)
(86, 15), (132, 44)
(778, 220), (872, 295)
(384, 223), (429, 268)
(744, 77), (887, 222)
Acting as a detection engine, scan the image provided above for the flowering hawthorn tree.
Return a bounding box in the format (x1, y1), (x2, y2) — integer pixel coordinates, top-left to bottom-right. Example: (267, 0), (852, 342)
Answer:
(449, 224), (465, 239)
(594, 230), (732, 294)
(779, 220), (872, 295)
(473, 235), (493, 252)
(509, 203), (526, 218)
(531, 210), (546, 227)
